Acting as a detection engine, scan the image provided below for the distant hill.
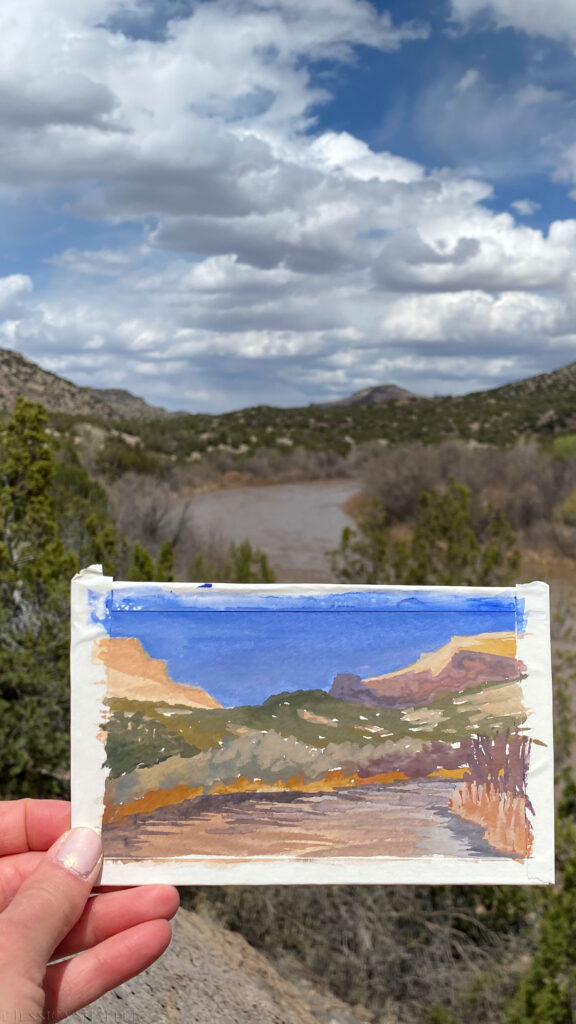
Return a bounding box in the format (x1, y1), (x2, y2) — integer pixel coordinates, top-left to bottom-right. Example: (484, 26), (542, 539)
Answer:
(0, 348), (168, 420)
(5, 345), (576, 455)
(206, 357), (576, 453)
(320, 384), (421, 407)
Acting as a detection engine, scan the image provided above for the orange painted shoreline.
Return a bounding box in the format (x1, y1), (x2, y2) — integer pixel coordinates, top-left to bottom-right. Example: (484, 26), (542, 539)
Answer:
(449, 781), (533, 858)
(102, 770), (534, 863)
(103, 765), (473, 824)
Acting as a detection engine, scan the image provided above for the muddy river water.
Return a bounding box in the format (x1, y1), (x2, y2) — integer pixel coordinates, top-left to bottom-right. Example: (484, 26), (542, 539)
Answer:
(189, 478), (360, 581)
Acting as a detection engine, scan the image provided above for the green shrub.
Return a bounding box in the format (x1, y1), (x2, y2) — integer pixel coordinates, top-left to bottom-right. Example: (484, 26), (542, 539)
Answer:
(330, 480), (519, 587)
(554, 489), (576, 527)
(553, 434), (576, 460)
(96, 436), (161, 480)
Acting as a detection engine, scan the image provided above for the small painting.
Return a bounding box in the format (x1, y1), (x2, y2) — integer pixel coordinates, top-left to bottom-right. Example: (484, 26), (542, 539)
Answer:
(71, 568), (554, 885)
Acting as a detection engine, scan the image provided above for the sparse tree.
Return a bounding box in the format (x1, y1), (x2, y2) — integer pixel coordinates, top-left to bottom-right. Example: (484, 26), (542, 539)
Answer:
(330, 479), (519, 587)
(156, 539), (175, 582)
(504, 777), (576, 1024)
(191, 539), (275, 583)
(128, 541), (156, 581)
(405, 480), (520, 586)
(0, 399), (77, 796)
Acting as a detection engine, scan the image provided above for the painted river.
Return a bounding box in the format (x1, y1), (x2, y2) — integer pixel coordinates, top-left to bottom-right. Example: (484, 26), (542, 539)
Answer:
(103, 780), (508, 861)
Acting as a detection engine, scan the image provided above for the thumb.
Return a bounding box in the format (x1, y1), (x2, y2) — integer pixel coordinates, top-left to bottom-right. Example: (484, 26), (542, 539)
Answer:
(0, 827), (102, 971)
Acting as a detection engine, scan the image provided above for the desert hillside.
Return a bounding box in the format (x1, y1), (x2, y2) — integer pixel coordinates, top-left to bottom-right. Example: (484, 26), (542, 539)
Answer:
(0, 347), (167, 419)
(70, 907), (370, 1024)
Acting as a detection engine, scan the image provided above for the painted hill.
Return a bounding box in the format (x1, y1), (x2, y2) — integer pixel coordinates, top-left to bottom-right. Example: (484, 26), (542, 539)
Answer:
(102, 673), (527, 799)
(95, 636), (221, 710)
(0, 347), (168, 419)
(330, 632), (524, 708)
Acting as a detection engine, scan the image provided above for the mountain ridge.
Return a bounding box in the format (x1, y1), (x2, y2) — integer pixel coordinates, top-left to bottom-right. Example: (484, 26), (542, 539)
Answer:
(0, 348), (169, 420)
(4, 345), (576, 449)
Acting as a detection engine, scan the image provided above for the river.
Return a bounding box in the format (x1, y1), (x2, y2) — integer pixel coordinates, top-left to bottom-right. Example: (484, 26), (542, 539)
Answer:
(190, 479), (360, 581)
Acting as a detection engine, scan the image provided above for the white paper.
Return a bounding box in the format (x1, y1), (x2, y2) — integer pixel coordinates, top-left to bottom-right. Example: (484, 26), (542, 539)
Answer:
(71, 569), (554, 885)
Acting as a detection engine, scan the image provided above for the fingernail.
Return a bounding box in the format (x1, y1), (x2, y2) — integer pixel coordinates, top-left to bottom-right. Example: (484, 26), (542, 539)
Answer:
(55, 828), (102, 879)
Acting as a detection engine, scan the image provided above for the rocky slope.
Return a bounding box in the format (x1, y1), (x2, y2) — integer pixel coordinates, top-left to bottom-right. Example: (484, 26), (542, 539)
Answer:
(489, 359), (576, 399)
(0, 347), (167, 420)
(69, 907), (371, 1024)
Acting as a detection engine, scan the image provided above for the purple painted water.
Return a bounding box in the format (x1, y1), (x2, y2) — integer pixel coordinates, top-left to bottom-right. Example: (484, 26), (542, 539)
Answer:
(104, 780), (507, 861)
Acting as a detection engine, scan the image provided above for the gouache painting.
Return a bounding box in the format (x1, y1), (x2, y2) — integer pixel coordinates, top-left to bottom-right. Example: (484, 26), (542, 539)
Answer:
(71, 568), (554, 885)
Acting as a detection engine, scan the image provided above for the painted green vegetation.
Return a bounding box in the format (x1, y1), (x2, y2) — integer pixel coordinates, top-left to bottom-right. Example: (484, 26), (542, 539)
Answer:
(103, 708), (201, 778)
(102, 675), (527, 797)
(106, 678), (527, 769)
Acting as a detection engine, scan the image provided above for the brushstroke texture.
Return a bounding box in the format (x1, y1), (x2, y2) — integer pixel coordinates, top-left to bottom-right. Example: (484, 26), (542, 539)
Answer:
(449, 732), (533, 857)
(96, 618), (534, 862)
(95, 636), (221, 709)
(331, 632), (524, 707)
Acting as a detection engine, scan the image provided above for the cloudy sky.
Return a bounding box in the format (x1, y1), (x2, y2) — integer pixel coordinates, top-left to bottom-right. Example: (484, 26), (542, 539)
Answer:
(3, 0), (576, 412)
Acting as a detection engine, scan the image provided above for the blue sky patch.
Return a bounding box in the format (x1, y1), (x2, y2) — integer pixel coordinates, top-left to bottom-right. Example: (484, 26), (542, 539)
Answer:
(88, 586), (524, 706)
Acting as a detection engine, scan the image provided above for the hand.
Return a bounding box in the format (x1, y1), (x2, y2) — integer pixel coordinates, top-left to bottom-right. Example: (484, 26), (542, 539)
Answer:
(0, 799), (180, 1021)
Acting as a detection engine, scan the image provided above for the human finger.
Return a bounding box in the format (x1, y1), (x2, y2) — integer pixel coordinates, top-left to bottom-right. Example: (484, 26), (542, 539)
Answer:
(0, 851), (45, 912)
(0, 799), (70, 857)
(0, 849), (115, 914)
(51, 885), (180, 959)
(44, 919), (173, 1021)
(0, 827), (102, 973)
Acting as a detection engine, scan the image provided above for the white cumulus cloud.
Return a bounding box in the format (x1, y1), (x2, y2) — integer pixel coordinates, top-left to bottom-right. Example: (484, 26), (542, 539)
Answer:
(0, 275), (33, 317)
(450, 0), (576, 44)
(2, 0), (576, 410)
(511, 199), (541, 216)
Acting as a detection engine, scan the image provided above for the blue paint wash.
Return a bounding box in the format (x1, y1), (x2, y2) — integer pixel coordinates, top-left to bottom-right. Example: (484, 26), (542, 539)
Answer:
(107, 586), (519, 616)
(88, 587), (523, 708)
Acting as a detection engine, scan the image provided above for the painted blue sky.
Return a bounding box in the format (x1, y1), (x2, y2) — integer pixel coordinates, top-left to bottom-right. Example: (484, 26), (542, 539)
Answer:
(99, 587), (519, 706)
(3, 1), (576, 411)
